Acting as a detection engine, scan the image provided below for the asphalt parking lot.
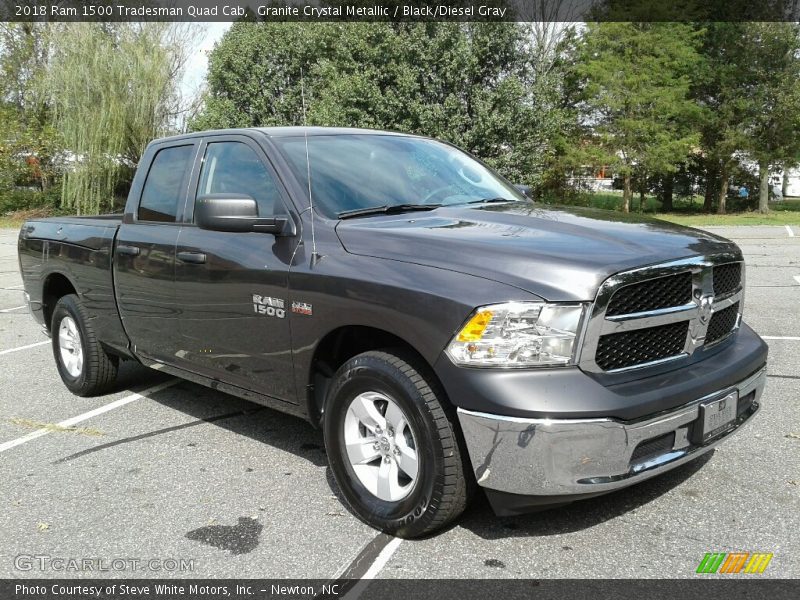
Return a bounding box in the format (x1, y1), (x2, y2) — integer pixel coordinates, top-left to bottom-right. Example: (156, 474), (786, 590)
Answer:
(0, 224), (798, 581)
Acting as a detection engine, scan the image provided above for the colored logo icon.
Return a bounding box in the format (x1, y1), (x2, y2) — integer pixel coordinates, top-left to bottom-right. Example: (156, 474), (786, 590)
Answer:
(696, 552), (773, 574)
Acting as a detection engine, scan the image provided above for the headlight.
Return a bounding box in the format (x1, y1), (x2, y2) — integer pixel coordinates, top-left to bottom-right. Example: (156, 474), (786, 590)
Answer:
(446, 302), (586, 367)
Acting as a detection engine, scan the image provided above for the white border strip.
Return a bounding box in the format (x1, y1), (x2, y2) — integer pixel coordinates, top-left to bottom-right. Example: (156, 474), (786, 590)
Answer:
(0, 380), (177, 453)
(762, 336), (800, 341)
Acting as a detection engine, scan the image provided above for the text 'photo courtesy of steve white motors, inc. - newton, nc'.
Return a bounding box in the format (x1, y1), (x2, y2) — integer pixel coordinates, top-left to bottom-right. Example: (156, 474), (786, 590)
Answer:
(12, 3), (510, 19)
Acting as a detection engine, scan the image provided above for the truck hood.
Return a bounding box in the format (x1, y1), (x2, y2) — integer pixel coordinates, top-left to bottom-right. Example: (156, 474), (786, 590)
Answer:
(335, 203), (739, 301)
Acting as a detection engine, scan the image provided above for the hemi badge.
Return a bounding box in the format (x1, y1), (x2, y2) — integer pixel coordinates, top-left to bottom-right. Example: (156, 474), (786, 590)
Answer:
(291, 301), (313, 316)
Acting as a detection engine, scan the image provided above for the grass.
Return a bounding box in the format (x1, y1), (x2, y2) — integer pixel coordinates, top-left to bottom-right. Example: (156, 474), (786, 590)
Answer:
(541, 191), (800, 226)
(0, 207), (56, 229)
(656, 211), (800, 226)
(0, 216), (28, 229)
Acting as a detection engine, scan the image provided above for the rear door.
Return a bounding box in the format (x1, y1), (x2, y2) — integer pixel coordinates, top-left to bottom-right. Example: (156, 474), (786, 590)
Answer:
(114, 141), (198, 363)
(172, 134), (299, 402)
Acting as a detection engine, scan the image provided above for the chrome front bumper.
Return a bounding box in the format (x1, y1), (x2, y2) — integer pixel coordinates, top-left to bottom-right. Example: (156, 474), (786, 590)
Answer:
(457, 367), (766, 497)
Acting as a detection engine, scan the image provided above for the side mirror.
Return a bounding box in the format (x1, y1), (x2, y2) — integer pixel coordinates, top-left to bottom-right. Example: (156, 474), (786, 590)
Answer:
(514, 184), (531, 198)
(195, 194), (293, 235)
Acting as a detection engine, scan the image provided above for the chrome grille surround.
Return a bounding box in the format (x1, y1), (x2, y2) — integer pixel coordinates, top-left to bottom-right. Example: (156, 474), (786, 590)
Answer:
(579, 253), (744, 374)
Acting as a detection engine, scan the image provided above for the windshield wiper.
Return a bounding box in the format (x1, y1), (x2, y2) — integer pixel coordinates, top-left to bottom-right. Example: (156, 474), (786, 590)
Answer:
(466, 197), (517, 204)
(337, 204), (442, 219)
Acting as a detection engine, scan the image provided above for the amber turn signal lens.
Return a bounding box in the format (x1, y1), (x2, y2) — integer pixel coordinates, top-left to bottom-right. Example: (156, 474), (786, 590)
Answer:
(456, 310), (493, 342)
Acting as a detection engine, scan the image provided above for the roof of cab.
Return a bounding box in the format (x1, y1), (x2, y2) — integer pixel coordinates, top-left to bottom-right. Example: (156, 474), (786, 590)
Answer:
(255, 126), (413, 138)
(148, 126), (415, 146)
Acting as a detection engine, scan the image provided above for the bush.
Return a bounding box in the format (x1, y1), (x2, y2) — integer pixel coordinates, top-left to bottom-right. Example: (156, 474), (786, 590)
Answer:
(0, 187), (61, 215)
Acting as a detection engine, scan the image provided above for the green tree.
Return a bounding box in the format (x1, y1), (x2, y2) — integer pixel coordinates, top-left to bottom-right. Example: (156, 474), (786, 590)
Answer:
(574, 23), (702, 213)
(0, 23), (60, 193)
(694, 23), (757, 214)
(191, 21), (320, 130)
(193, 21), (565, 188)
(42, 23), (192, 214)
(740, 23), (800, 214)
(693, 22), (800, 214)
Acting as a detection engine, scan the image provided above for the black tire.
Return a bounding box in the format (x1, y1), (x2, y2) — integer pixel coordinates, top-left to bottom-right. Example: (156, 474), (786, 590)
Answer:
(323, 349), (471, 538)
(51, 294), (118, 396)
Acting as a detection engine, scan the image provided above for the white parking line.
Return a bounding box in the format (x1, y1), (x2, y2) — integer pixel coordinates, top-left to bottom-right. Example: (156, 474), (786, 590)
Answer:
(0, 305), (26, 313)
(794, 275), (800, 285)
(787, 225), (796, 237)
(762, 336), (800, 340)
(340, 537), (404, 599)
(0, 380), (178, 454)
(362, 537), (403, 578)
(0, 340), (49, 355)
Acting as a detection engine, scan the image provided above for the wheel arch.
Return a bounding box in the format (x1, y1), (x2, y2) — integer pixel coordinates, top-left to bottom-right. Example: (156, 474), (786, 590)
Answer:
(42, 272), (78, 332)
(306, 325), (448, 427)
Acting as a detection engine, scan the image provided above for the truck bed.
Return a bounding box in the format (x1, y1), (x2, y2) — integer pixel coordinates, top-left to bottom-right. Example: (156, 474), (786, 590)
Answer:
(18, 214), (130, 356)
(20, 214), (123, 251)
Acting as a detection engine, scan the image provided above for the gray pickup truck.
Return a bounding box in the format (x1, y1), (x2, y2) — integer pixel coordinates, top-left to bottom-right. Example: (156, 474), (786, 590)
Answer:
(18, 127), (768, 537)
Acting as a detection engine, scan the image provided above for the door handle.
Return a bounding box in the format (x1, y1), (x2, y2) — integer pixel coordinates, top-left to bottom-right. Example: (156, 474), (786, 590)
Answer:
(116, 245), (140, 256)
(177, 251), (207, 264)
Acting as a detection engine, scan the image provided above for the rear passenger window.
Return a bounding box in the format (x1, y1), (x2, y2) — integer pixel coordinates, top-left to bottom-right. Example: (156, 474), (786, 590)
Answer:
(138, 145), (193, 222)
(196, 142), (285, 218)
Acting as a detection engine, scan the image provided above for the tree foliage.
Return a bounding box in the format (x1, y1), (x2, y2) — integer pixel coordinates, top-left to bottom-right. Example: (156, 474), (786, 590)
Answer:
(573, 23), (702, 212)
(42, 23), (192, 214)
(0, 23), (60, 194)
(193, 21), (572, 189)
(737, 23), (800, 213)
(6, 18), (800, 217)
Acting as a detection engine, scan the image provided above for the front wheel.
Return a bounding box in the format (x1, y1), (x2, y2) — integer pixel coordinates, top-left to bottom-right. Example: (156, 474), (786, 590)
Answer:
(323, 349), (471, 538)
(51, 294), (118, 396)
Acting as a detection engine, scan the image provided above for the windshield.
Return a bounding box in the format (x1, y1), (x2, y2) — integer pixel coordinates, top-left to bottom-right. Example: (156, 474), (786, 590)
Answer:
(272, 134), (525, 218)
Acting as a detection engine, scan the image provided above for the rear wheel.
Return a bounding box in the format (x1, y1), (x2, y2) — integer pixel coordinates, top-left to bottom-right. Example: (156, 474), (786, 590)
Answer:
(324, 349), (471, 538)
(51, 294), (118, 396)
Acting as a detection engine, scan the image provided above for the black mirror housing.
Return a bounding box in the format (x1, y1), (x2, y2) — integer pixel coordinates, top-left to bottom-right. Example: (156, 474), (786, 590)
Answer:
(195, 194), (293, 235)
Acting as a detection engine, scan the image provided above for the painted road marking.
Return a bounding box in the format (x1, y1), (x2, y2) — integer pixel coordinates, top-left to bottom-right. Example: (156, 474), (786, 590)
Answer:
(337, 536), (403, 599)
(0, 380), (178, 453)
(0, 340), (49, 355)
(325, 533), (404, 599)
(361, 536), (403, 578)
(794, 275), (800, 285)
(762, 336), (800, 340)
(0, 305), (26, 313)
(786, 225), (795, 237)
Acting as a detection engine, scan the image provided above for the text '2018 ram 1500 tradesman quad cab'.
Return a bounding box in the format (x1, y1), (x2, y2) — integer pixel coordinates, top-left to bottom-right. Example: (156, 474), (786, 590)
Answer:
(18, 128), (768, 537)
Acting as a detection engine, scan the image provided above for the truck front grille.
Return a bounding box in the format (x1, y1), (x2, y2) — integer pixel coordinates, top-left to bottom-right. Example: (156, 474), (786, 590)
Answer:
(713, 263), (742, 296)
(580, 255), (744, 374)
(706, 302), (740, 345)
(595, 321), (689, 371)
(606, 272), (692, 316)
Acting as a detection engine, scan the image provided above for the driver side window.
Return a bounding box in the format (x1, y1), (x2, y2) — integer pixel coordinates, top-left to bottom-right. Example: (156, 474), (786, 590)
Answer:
(196, 142), (285, 218)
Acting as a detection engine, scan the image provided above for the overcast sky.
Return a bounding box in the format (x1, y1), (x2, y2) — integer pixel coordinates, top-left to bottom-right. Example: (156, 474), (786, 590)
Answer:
(181, 22), (232, 98)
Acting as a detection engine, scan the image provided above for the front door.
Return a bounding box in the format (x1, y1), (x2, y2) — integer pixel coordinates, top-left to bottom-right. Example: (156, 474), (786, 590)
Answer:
(173, 136), (298, 402)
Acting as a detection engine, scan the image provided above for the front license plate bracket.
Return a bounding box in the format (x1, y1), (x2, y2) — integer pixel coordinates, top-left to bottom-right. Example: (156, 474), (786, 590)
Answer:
(692, 391), (738, 444)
